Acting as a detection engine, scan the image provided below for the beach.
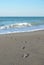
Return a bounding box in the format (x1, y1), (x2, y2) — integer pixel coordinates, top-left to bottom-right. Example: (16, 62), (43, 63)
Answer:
(0, 31), (44, 65)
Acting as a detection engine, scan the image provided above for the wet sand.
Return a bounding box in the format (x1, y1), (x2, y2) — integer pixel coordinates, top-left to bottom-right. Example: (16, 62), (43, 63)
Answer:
(0, 31), (44, 65)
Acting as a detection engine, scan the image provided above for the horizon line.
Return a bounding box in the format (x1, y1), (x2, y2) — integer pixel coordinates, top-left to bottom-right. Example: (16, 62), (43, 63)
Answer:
(0, 16), (44, 17)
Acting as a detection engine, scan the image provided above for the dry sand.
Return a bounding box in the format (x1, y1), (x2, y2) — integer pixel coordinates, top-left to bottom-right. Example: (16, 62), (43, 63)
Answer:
(0, 31), (44, 65)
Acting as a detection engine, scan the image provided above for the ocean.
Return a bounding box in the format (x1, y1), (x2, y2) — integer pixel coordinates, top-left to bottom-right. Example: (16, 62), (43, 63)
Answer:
(0, 17), (44, 34)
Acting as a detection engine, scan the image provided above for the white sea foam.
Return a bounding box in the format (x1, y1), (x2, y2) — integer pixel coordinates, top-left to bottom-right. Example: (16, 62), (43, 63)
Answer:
(0, 23), (32, 30)
(0, 25), (9, 29)
(0, 23), (44, 34)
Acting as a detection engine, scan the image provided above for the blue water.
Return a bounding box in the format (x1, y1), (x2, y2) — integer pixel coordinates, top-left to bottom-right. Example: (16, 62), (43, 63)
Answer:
(0, 17), (44, 34)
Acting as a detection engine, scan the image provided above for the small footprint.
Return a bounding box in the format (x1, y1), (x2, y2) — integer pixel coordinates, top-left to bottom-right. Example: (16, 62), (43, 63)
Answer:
(22, 46), (25, 50)
(22, 53), (29, 58)
(25, 41), (27, 43)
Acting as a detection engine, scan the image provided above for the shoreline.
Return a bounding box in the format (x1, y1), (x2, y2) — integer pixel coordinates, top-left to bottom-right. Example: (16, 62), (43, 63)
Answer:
(0, 28), (44, 35)
(0, 24), (44, 34)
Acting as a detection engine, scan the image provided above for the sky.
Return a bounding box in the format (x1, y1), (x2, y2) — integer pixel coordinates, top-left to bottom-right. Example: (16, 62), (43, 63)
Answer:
(0, 0), (44, 16)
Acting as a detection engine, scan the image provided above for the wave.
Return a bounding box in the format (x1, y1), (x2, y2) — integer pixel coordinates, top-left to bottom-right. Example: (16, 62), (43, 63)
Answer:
(0, 24), (44, 34)
(0, 23), (32, 29)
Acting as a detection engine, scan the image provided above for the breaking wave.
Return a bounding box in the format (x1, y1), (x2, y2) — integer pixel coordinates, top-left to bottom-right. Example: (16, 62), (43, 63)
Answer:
(0, 22), (44, 34)
(0, 23), (32, 29)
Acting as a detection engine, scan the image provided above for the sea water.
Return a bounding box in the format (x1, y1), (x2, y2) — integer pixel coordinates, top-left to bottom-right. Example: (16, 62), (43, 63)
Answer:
(0, 17), (44, 34)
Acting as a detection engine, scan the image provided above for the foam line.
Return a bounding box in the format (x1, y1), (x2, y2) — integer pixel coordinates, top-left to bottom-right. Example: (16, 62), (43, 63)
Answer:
(0, 23), (32, 29)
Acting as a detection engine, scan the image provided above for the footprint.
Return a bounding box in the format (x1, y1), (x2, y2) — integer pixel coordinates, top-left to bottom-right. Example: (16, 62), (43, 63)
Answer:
(21, 46), (25, 50)
(25, 41), (27, 43)
(22, 53), (29, 58)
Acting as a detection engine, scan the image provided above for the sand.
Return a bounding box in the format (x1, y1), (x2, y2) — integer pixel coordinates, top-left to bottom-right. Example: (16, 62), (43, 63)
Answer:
(0, 31), (44, 65)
